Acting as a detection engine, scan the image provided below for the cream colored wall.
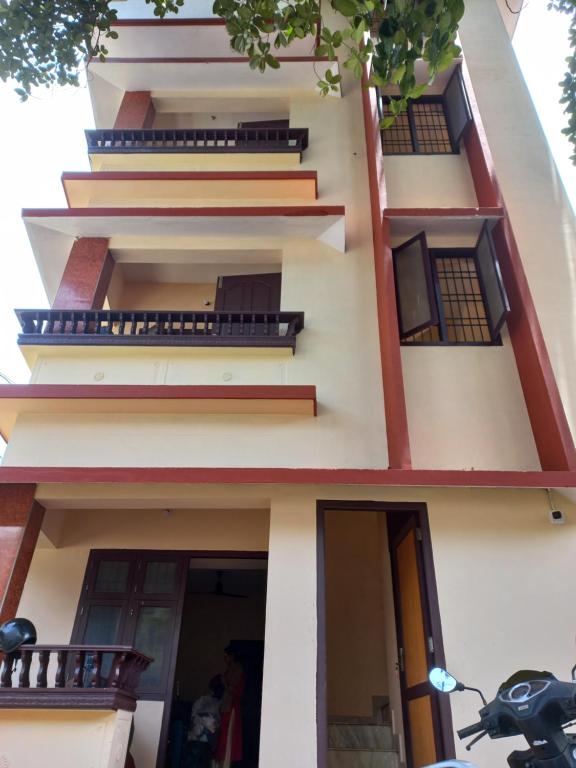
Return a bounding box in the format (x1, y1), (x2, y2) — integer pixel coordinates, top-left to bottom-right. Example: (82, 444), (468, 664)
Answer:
(115, 281), (217, 311)
(459, 0), (576, 443)
(6, 69), (392, 472)
(0, 709), (132, 768)
(259, 496), (318, 768)
(325, 510), (389, 718)
(401, 340), (541, 470)
(383, 152), (478, 208)
(17, 506), (269, 768)
(20, 483), (576, 768)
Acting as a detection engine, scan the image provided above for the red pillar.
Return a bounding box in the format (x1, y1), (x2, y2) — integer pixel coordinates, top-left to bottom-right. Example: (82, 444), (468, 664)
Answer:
(0, 485), (44, 625)
(52, 238), (113, 310)
(114, 91), (155, 129)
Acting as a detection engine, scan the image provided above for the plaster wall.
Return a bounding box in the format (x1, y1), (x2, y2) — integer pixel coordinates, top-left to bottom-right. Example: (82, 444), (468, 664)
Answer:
(15, 484), (576, 768)
(382, 152), (478, 209)
(114, 280), (217, 311)
(458, 0), (576, 443)
(0, 708), (132, 768)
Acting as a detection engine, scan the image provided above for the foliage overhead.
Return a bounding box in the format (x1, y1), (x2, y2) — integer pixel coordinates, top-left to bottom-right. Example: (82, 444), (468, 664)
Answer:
(0, 0), (575, 161)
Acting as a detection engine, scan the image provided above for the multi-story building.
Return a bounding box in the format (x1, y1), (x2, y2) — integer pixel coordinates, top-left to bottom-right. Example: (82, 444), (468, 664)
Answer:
(0, 1), (575, 767)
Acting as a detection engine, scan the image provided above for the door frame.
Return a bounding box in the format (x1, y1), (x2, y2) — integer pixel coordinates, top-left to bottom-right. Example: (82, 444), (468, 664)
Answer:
(316, 501), (455, 768)
(71, 548), (268, 768)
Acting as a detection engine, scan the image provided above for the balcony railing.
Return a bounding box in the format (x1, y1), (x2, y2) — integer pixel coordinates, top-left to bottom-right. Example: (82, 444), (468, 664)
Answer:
(85, 127), (309, 155)
(16, 309), (305, 350)
(0, 644), (151, 711)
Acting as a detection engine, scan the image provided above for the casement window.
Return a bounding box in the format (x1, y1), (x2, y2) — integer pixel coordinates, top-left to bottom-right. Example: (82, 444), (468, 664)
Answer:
(393, 223), (510, 345)
(380, 66), (472, 155)
(70, 551), (188, 699)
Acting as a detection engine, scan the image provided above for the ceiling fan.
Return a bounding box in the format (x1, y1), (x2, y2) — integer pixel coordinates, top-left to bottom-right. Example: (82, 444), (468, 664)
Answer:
(189, 570), (248, 599)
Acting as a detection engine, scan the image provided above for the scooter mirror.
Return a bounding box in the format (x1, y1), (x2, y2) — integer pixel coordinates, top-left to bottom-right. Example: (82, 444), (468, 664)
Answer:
(429, 667), (458, 693)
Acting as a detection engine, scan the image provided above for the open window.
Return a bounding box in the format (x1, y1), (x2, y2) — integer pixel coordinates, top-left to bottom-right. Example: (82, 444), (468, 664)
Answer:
(380, 66), (473, 155)
(393, 222), (510, 345)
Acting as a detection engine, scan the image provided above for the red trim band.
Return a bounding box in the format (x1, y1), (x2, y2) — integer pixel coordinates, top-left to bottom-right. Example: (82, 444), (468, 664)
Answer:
(112, 19), (227, 27)
(98, 56), (327, 64)
(61, 171), (318, 182)
(22, 205), (344, 218)
(383, 207), (503, 218)
(0, 384), (316, 401)
(0, 467), (574, 487)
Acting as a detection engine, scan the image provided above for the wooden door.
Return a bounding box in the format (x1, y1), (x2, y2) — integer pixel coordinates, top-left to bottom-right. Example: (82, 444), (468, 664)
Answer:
(214, 273), (282, 337)
(390, 516), (443, 768)
(214, 273), (281, 312)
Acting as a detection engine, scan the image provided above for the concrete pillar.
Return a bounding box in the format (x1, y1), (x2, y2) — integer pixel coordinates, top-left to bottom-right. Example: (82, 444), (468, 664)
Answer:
(259, 496), (318, 768)
(52, 238), (113, 310)
(0, 484), (44, 625)
(114, 91), (155, 130)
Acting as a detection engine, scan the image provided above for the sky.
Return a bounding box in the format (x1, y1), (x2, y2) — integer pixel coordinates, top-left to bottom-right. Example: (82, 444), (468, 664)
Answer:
(0, 3), (574, 394)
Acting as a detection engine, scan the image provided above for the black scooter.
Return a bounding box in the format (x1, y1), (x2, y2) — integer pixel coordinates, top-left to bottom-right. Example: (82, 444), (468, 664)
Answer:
(427, 665), (576, 768)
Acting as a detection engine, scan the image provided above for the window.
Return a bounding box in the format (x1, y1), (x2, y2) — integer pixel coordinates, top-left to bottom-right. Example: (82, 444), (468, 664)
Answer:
(71, 551), (188, 699)
(393, 222), (510, 345)
(379, 66), (472, 155)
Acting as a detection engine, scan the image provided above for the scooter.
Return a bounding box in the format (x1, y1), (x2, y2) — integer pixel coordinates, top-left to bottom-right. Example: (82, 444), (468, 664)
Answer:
(423, 665), (576, 768)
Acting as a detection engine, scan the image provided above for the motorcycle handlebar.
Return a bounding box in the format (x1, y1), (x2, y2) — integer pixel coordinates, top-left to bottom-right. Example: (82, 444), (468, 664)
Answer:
(457, 722), (485, 740)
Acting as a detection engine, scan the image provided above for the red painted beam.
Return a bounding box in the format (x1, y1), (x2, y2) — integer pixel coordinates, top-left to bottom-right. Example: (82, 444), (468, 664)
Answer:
(0, 467), (575, 487)
(383, 207), (503, 218)
(114, 91), (155, 130)
(361, 67), (411, 469)
(112, 18), (227, 26)
(52, 238), (112, 311)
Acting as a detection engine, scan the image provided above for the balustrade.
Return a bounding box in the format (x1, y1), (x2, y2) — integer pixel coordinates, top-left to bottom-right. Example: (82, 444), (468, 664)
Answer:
(0, 644), (151, 711)
(85, 127), (309, 155)
(16, 309), (305, 350)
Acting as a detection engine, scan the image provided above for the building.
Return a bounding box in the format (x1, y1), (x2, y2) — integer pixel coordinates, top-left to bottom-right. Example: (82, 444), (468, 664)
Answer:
(1, 1), (575, 767)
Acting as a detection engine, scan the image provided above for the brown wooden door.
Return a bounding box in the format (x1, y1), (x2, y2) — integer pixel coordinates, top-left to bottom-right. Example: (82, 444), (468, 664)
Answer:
(214, 273), (281, 312)
(390, 516), (444, 768)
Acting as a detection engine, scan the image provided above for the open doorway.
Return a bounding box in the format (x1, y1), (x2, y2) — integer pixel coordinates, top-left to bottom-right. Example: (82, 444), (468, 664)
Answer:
(320, 504), (453, 768)
(166, 557), (268, 768)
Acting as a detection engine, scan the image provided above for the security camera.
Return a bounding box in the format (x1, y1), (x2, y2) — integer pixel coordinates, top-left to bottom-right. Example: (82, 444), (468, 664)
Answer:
(549, 509), (566, 525)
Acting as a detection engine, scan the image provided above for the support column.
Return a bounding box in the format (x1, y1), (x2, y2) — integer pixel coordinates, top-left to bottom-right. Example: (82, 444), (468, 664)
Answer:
(259, 497), (318, 768)
(0, 484), (44, 625)
(52, 238), (113, 310)
(114, 91), (155, 130)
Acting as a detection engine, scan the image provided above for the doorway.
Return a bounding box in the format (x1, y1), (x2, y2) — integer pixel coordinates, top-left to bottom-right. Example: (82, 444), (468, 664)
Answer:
(71, 550), (268, 768)
(318, 503), (454, 768)
(167, 558), (268, 768)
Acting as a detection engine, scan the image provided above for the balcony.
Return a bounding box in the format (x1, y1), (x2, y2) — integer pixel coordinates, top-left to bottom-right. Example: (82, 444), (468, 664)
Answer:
(16, 309), (305, 350)
(0, 643), (151, 710)
(86, 127), (308, 157)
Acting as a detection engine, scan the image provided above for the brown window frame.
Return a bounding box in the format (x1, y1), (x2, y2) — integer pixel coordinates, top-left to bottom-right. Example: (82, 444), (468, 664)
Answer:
(379, 65), (473, 155)
(70, 550), (188, 700)
(393, 223), (510, 346)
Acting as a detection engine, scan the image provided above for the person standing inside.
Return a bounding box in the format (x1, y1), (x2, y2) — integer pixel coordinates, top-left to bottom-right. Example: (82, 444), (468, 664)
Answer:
(215, 644), (246, 768)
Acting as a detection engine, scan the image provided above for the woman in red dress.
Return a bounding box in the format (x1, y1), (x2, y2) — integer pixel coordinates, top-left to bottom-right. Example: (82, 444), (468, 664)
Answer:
(215, 645), (246, 768)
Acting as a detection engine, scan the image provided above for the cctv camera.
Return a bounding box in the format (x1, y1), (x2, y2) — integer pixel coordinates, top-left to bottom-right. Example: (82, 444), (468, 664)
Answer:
(549, 509), (566, 525)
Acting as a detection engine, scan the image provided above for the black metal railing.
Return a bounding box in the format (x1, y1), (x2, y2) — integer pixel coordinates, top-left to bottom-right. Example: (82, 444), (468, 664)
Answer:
(16, 309), (305, 350)
(85, 128), (309, 155)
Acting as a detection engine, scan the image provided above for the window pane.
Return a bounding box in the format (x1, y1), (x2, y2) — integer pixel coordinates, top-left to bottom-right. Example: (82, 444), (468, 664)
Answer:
(94, 560), (130, 593)
(143, 561), (178, 594)
(134, 606), (173, 689)
(381, 101), (414, 154)
(82, 604), (123, 684)
(84, 605), (123, 644)
(475, 224), (509, 336)
(412, 102), (452, 153)
(393, 233), (437, 338)
(435, 255), (491, 343)
(444, 66), (472, 147)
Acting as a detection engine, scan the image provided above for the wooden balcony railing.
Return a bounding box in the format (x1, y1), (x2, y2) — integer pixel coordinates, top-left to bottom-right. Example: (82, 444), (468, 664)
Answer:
(85, 127), (309, 155)
(16, 309), (305, 350)
(0, 645), (152, 711)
